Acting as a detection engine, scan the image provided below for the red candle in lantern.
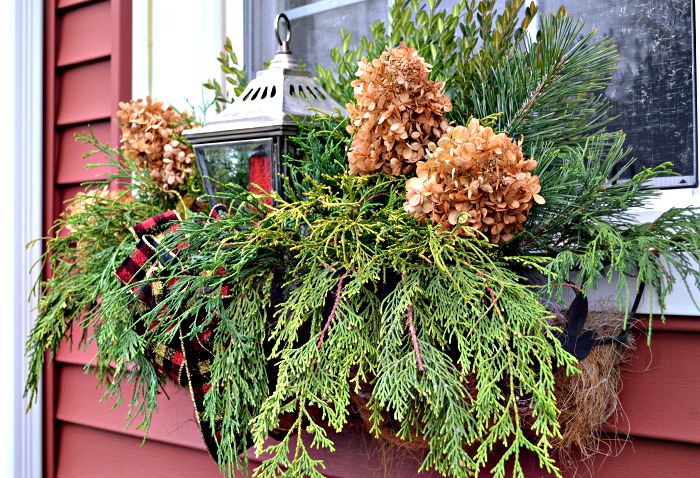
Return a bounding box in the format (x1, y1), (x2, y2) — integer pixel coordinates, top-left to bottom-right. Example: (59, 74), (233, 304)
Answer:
(248, 147), (273, 206)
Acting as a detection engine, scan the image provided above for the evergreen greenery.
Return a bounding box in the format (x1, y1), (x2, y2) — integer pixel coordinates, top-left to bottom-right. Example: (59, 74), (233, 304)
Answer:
(24, 129), (179, 421)
(25, 2), (700, 478)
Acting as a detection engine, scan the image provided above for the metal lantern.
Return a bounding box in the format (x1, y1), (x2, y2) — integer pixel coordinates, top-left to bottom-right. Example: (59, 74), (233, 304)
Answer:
(184, 13), (344, 206)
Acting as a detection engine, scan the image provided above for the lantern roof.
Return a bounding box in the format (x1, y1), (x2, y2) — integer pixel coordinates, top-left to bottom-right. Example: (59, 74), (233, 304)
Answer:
(185, 13), (345, 144)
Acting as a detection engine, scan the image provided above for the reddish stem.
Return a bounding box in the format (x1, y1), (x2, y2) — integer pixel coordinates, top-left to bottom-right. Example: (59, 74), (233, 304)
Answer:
(477, 271), (498, 303)
(317, 271), (350, 350)
(402, 273), (424, 372)
(407, 302), (424, 372)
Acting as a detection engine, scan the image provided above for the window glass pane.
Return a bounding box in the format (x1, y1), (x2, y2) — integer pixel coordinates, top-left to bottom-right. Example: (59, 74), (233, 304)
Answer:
(246, 0), (511, 83)
(539, 0), (697, 187)
(285, 0), (388, 75)
(196, 138), (275, 204)
(247, 0), (387, 78)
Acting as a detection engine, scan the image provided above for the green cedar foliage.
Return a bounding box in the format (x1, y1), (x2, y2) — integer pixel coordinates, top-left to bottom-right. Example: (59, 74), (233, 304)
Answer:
(122, 148), (578, 477)
(24, 128), (178, 425)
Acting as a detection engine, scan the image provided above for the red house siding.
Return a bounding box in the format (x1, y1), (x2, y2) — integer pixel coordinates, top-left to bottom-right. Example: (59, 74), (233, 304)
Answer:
(42, 2), (700, 476)
(43, 2), (236, 476)
(589, 317), (700, 477)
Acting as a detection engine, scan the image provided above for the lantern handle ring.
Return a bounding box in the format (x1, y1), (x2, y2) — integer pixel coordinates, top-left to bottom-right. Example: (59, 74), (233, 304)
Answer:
(275, 13), (292, 54)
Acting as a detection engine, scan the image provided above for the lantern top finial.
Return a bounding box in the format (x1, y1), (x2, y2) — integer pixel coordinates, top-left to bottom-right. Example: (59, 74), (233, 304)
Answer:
(265, 13), (302, 73)
(275, 13), (291, 54)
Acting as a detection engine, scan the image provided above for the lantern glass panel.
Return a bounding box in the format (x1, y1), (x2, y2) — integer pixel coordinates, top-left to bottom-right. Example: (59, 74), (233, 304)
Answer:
(194, 138), (277, 206)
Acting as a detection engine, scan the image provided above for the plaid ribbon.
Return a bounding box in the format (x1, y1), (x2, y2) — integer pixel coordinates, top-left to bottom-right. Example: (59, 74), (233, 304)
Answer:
(115, 206), (229, 459)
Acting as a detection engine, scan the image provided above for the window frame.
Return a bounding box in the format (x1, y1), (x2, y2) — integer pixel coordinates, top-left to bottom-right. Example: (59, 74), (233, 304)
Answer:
(133, 0), (700, 315)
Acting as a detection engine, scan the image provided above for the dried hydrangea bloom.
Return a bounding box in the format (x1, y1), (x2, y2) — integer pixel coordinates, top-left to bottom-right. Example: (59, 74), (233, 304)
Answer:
(346, 43), (452, 176)
(404, 118), (545, 243)
(117, 97), (199, 191)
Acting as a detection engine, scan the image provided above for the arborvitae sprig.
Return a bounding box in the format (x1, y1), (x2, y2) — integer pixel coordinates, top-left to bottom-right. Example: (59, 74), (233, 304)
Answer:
(285, 114), (350, 199)
(24, 128), (171, 411)
(110, 157), (575, 477)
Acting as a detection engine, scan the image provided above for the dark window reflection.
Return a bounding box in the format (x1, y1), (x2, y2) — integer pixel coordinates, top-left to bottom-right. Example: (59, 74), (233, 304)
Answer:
(541, 0), (696, 187)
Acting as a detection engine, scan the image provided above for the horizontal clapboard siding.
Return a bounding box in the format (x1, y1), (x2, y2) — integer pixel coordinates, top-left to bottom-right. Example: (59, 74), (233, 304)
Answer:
(582, 316), (700, 477)
(585, 437), (700, 478)
(611, 318), (700, 444)
(55, 364), (208, 451)
(55, 424), (223, 478)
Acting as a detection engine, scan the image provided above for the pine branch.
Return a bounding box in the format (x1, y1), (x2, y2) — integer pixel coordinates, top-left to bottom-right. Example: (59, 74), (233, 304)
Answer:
(505, 53), (567, 133)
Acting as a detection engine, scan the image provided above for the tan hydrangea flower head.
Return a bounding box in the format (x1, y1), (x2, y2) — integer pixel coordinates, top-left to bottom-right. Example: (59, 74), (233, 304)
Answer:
(404, 118), (545, 243)
(117, 97), (199, 191)
(346, 42), (453, 176)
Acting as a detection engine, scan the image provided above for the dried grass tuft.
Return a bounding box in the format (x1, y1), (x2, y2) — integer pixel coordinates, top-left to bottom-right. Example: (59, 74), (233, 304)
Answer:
(551, 306), (635, 459)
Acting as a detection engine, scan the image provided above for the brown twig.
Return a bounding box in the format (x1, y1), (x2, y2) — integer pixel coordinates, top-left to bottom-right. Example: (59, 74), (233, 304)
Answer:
(478, 271), (499, 303)
(407, 303), (424, 372)
(403, 273), (424, 371)
(317, 270), (350, 350)
(560, 282), (584, 293)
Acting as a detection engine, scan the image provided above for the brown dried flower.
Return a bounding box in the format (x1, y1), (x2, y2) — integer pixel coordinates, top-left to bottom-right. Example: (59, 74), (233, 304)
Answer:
(117, 97), (199, 191)
(346, 43), (452, 176)
(404, 118), (545, 243)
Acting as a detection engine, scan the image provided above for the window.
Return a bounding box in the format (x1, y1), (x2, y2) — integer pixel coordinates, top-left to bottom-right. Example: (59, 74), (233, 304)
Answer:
(536, 0), (699, 314)
(135, 0), (700, 314)
(248, 1), (697, 187)
(539, 0), (697, 189)
(245, 0), (512, 76)
(246, 0), (389, 77)
(138, 1), (697, 193)
(132, 0), (244, 115)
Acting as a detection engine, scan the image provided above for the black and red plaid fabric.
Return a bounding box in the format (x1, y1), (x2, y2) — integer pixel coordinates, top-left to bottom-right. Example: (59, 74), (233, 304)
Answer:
(116, 210), (187, 384)
(115, 207), (229, 460)
(128, 210), (181, 240)
(180, 325), (221, 455)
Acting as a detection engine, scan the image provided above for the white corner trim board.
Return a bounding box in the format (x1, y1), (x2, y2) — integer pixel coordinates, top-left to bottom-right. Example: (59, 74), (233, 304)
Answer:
(0, 1), (44, 477)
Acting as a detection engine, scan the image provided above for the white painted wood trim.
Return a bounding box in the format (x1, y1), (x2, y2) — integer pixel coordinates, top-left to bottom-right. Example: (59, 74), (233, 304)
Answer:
(0, 0), (44, 477)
